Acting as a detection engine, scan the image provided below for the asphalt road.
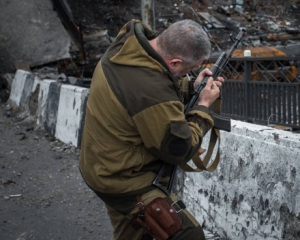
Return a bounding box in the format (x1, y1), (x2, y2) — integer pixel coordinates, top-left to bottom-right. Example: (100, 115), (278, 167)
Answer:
(0, 104), (113, 240)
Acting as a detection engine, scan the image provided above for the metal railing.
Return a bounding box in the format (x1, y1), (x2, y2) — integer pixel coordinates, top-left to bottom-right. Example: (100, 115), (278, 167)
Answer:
(204, 56), (300, 129)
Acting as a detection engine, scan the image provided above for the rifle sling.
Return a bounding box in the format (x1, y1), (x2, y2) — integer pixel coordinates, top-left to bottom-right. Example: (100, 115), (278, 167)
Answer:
(179, 127), (220, 172)
(179, 97), (222, 172)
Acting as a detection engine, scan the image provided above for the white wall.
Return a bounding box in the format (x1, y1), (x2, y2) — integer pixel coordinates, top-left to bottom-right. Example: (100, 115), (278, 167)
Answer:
(183, 121), (300, 239)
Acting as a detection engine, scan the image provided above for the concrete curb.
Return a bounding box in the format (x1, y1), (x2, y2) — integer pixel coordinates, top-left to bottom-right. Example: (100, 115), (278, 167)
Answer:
(9, 70), (40, 114)
(8, 70), (89, 148)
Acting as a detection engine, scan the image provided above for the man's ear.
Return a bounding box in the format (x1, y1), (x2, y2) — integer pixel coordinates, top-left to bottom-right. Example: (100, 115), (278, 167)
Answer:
(168, 59), (183, 74)
(169, 58), (183, 67)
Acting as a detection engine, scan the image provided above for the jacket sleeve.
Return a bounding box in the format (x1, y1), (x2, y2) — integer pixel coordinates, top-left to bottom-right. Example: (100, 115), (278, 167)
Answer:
(179, 77), (195, 104)
(132, 100), (214, 165)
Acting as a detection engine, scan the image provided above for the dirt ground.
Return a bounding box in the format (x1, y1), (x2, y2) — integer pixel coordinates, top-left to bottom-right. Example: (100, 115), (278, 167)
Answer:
(0, 104), (113, 240)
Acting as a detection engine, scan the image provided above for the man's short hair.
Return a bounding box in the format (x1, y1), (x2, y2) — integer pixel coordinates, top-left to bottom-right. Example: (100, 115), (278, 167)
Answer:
(156, 19), (211, 66)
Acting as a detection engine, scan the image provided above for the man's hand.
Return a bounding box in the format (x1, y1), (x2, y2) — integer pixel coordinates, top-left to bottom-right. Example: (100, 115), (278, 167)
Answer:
(194, 68), (224, 108)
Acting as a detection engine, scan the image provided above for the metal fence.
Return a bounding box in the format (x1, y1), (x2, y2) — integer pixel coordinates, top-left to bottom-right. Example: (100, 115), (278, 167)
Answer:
(204, 56), (300, 129)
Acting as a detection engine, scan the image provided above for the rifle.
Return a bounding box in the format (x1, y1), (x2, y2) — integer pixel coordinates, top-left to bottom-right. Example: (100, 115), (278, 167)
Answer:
(185, 28), (245, 130)
(152, 29), (245, 195)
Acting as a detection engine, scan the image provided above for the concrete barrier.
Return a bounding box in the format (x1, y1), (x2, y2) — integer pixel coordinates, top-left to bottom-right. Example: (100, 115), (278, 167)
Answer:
(8, 69), (300, 239)
(183, 121), (300, 240)
(36, 79), (58, 130)
(8, 70), (40, 114)
(55, 84), (89, 147)
(8, 70), (89, 148)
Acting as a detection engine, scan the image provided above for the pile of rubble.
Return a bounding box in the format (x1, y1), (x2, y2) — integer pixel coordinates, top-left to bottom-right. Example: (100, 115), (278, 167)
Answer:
(54, 0), (300, 79)
(1, 0), (298, 91)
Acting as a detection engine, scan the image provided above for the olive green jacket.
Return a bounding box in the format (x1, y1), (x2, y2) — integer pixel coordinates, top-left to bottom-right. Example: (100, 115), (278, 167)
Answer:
(79, 19), (214, 196)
